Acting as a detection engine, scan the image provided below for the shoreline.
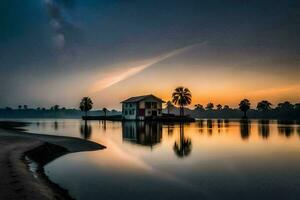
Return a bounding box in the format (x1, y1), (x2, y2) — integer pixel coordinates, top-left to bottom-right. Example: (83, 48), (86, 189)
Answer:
(0, 121), (105, 200)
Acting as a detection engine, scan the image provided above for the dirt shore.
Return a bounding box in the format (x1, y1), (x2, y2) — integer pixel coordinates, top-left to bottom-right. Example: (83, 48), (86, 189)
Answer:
(0, 121), (105, 200)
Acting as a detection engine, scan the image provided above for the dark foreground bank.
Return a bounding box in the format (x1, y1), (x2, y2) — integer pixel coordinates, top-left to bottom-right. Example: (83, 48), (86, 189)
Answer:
(0, 121), (105, 200)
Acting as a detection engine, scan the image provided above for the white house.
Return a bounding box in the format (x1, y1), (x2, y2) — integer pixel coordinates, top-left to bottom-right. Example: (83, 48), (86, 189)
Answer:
(121, 94), (165, 120)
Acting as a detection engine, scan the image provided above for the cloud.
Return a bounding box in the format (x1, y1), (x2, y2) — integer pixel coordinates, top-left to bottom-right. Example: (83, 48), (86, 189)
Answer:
(43, 0), (77, 49)
(89, 42), (206, 93)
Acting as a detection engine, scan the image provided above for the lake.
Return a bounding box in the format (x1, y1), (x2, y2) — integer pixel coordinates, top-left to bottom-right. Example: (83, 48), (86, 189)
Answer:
(22, 119), (300, 200)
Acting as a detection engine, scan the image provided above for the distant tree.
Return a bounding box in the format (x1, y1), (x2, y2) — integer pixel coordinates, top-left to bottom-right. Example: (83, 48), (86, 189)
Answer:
(18, 105), (22, 110)
(166, 101), (173, 114)
(172, 87), (192, 116)
(42, 108), (46, 111)
(5, 107), (12, 111)
(23, 105), (28, 110)
(239, 99), (251, 118)
(277, 101), (294, 111)
(36, 107), (41, 111)
(194, 104), (204, 111)
(79, 97), (93, 118)
(102, 107), (108, 117)
(53, 105), (60, 111)
(206, 103), (214, 110)
(223, 105), (230, 110)
(216, 104), (222, 110)
(61, 107), (66, 110)
(257, 100), (272, 112)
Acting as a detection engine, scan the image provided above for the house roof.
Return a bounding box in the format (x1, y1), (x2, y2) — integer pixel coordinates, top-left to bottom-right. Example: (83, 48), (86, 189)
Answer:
(121, 94), (165, 103)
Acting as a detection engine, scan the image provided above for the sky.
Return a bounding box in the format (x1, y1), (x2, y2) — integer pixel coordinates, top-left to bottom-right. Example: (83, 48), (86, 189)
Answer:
(0, 0), (300, 109)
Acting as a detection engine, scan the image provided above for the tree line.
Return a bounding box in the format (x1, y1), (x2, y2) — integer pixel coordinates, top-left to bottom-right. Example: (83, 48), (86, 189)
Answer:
(167, 86), (300, 119)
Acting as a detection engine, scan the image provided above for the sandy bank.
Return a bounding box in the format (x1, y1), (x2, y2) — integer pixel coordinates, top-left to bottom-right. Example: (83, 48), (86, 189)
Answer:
(0, 121), (105, 200)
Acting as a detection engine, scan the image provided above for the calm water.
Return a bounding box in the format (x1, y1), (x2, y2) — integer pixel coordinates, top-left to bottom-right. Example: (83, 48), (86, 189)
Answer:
(22, 119), (300, 200)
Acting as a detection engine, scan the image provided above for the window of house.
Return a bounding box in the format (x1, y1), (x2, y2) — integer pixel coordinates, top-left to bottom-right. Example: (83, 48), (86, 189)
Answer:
(129, 103), (132, 107)
(125, 110), (128, 115)
(152, 102), (157, 109)
(145, 102), (151, 109)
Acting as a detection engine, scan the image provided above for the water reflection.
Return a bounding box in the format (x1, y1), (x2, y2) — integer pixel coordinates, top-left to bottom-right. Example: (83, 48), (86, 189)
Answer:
(278, 120), (295, 138)
(80, 123), (92, 139)
(258, 120), (270, 139)
(122, 122), (162, 148)
(207, 120), (213, 135)
(240, 119), (251, 140)
(167, 124), (175, 135)
(217, 119), (222, 133)
(173, 123), (192, 158)
(53, 121), (58, 131)
(196, 119), (204, 133)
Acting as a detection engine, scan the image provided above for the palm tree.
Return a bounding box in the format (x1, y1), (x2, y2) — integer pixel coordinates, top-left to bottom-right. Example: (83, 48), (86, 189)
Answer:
(102, 107), (108, 118)
(239, 99), (251, 118)
(257, 100), (272, 112)
(206, 102), (214, 110)
(216, 104), (222, 110)
(79, 97), (93, 118)
(172, 87), (192, 117)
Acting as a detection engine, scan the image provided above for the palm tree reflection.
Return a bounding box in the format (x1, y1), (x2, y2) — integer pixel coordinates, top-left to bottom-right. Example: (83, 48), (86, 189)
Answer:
(173, 123), (192, 158)
(278, 120), (294, 137)
(258, 120), (270, 139)
(240, 119), (251, 140)
(207, 120), (213, 135)
(196, 119), (204, 133)
(167, 124), (174, 135)
(80, 123), (92, 139)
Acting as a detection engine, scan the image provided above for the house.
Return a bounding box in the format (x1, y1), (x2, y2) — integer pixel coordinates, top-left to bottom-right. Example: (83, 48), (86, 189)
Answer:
(121, 94), (165, 120)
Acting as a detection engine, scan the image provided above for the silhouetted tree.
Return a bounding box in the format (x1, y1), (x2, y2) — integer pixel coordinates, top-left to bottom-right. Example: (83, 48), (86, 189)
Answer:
(172, 87), (192, 116)
(257, 100), (272, 112)
(53, 105), (60, 111)
(102, 107), (108, 117)
(216, 104), (222, 110)
(223, 105), (230, 110)
(18, 105), (22, 110)
(239, 99), (250, 118)
(206, 103), (214, 110)
(277, 101), (294, 111)
(79, 97), (93, 118)
(194, 104), (204, 111)
(23, 105), (28, 110)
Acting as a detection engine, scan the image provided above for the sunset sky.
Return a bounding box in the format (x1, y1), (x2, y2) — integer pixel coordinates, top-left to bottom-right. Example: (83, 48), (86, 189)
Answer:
(1, 0), (300, 109)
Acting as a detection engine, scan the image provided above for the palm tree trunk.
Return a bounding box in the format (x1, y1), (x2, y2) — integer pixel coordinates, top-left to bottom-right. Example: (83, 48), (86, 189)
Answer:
(243, 111), (247, 118)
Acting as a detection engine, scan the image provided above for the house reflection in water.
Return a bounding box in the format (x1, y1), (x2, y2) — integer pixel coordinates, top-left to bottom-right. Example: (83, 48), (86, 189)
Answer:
(122, 122), (162, 148)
